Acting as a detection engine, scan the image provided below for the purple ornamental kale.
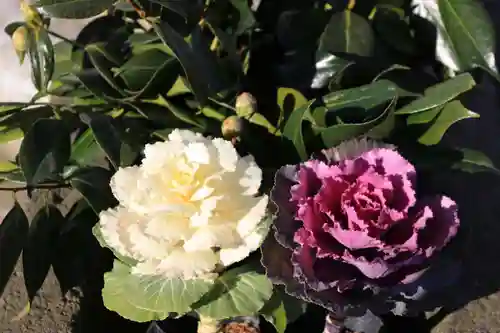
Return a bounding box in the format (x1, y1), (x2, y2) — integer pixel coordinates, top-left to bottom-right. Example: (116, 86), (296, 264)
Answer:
(261, 140), (461, 332)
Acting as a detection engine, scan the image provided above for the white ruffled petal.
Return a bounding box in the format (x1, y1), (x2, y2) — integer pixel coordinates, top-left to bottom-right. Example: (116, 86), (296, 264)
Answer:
(183, 224), (242, 252)
(236, 195), (268, 237)
(132, 250), (219, 279)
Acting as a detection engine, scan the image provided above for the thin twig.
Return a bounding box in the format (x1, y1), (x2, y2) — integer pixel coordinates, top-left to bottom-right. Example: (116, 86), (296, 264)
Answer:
(0, 183), (71, 193)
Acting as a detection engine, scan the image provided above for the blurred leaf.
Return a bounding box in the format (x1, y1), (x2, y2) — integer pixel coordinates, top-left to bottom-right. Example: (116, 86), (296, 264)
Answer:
(23, 206), (64, 301)
(229, 0), (256, 34)
(116, 48), (179, 97)
(153, 22), (212, 104)
(70, 167), (118, 214)
(438, 0), (499, 80)
(320, 96), (397, 148)
(407, 105), (443, 125)
(311, 53), (353, 89)
(319, 10), (374, 57)
(26, 27), (54, 92)
(35, 0), (114, 19)
(317, 79), (399, 126)
(395, 73), (475, 115)
(260, 288), (307, 333)
(452, 148), (500, 175)
(418, 100), (479, 145)
(282, 100), (315, 160)
(70, 128), (103, 166)
(89, 115), (132, 169)
(20, 119), (71, 186)
(192, 265), (273, 319)
(147, 95), (208, 129)
(102, 260), (213, 322)
(373, 6), (416, 55)
(0, 203), (29, 297)
(149, 0), (202, 18)
(84, 43), (126, 97)
(277, 88), (308, 127)
(0, 161), (18, 172)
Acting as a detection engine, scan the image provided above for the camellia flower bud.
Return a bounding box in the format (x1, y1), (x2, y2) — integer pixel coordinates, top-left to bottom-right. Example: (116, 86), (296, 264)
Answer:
(11, 26), (28, 64)
(235, 92), (257, 118)
(221, 115), (246, 140)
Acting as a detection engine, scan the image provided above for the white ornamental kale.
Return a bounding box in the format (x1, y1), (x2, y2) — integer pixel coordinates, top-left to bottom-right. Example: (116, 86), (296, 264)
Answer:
(98, 129), (269, 280)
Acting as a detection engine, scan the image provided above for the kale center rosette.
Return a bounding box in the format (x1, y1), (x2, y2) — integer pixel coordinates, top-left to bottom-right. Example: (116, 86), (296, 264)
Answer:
(262, 138), (460, 318)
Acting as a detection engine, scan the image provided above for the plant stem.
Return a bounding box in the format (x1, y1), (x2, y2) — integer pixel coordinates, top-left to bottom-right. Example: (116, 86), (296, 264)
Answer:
(197, 316), (219, 333)
(0, 183), (71, 193)
(323, 314), (346, 333)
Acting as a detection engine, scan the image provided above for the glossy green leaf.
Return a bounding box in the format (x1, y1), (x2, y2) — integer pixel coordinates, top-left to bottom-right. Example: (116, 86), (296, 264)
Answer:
(153, 22), (211, 104)
(319, 10), (374, 57)
(20, 119), (71, 185)
(260, 289), (307, 333)
(406, 106), (443, 125)
(88, 115), (125, 169)
(149, 0), (201, 17)
(229, 0), (256, 34)
(418, 100), (479, 145)
(0, 203), (29, 298)
(70, 167), (117, 214)
(193, 265), (273, 319)
(317, 79), (399, 127)
(311, 54), (353, 89)
(282, 100), (315, 160)
(452, 148), (500, 175)
(438, 0), (498, 79)
(373, 6), (416, 55)
(0, 161), (18, 172)
(395, 73), (475, 115)
(320, 97), (397, 148)
(84, 43), (126, 97)
(277, 87), (307, 129)
(102, 260), (213, 322)
(23, 205), (64, 301)
(35, 0), (114, 19)
(70, 128), (103, 166)
(116, 49), (179, 97)
(26, 27), (54, 92)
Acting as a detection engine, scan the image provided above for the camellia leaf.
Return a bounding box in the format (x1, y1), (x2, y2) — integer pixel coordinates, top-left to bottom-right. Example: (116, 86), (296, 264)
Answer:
(102, 260), (214, 322)
(319, 96), (397, 148)
(70, 128), (103, 166)
(418, 100), (479, 146)
(70, 166), (118, 214)
(438, 0), (499, 80)
(20, 119), (71, 186)
(84, 43), (127, 97)
(228, 0), (256, 34)
(282, 100), (315, 160)
(0, 202), (29, 297)
(316, 79), (399, 127)
(319, 10), (374, 57)
(192, 265), (273, 319)
(22, 205), (64, 301)
(452, 148), (500, 175)
(149, 0), (202, 18)
(35, 0), (114, 19)
(153, 22), (212, 105)
(260, 288), (307, 333)
(116, 49), (179, 97)
(26, 27), (54, 92)
(277, 87), (308, 128)
(406, 105), (444, 125)
(395, 73), (476, 115)
(88, 115), (125, 170)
